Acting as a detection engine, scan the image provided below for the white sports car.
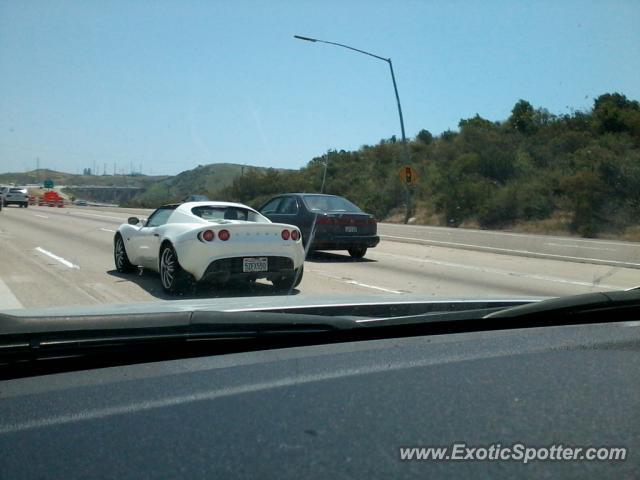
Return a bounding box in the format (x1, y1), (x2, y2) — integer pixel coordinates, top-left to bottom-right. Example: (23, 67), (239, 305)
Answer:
(114, 201), (305, 293)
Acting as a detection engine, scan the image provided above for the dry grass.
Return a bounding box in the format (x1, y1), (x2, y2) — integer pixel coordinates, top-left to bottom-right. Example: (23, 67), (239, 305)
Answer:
(383, 201), (443, 225)
(384, 206), (639, 242)
(507, 212), (574, 237)
(599, 225), (640, 243)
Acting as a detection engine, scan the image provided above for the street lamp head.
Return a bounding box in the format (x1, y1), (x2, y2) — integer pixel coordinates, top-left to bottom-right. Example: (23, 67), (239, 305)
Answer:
(294, 35), (317, 42)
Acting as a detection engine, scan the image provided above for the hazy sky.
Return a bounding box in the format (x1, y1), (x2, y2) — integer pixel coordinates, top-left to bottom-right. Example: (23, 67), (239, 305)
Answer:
(1, 0), (638, 175)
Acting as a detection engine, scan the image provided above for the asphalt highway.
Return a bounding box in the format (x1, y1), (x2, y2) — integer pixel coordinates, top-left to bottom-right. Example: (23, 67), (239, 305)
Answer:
(0, 205), (638, 310)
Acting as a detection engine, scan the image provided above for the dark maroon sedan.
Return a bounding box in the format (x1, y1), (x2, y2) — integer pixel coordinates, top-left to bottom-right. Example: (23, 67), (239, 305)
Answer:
(258, 193), (380, 258)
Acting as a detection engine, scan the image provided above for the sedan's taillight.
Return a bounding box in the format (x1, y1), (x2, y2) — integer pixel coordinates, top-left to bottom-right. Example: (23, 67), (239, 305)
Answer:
(218, 229), (230, 241)
(315, 215), (333, 225)
(281, 229), (290, 240)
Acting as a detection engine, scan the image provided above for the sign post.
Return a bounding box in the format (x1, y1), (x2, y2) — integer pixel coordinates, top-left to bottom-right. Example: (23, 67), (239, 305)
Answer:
(399, 165), (417, 222)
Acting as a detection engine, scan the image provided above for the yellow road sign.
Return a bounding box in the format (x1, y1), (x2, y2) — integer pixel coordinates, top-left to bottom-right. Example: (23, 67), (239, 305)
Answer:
(399, 165), (417, 186)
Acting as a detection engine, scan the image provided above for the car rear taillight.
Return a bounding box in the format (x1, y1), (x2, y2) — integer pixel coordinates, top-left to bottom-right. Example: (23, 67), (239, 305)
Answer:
(290, 230), (300, 241)
(218, 229), (230, 241)
(281, 229), (290, 240)
(315, 215), (333, 225)
(198, 230), (215, 242)
(368, 217), (377, 225)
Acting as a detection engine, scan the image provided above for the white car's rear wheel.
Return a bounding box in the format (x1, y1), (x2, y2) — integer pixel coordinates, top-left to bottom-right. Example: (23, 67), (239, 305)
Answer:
(272, 266), (304, 291)
(114, 234), (135, 273)
(160, 244), (190, 294)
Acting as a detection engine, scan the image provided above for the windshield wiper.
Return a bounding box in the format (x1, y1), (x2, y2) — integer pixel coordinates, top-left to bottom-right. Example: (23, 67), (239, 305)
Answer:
(0, 311), (360, 379)
(0, 310), (357, 355)
(484, 289), (640, 323)
(374, 290), (640, 330)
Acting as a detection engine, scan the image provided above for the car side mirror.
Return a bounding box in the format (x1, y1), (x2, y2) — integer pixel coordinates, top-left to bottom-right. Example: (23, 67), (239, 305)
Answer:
(128, 217), (140, 225)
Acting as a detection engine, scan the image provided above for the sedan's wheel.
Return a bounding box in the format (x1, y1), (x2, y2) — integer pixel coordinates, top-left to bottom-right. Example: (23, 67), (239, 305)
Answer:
(114, 235), (135, 273)
(160, 244), (190, 294)
(348, 246), (368, 259)
(272, 266), (304, 291)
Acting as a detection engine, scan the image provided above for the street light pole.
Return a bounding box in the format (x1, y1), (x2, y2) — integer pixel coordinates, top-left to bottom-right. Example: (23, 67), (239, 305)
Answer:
(294, 34), (412, 223)
(321, 154), (329, 193)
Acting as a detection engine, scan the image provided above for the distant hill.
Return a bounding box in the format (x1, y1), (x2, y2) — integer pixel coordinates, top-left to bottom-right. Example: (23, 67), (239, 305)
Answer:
(122, 163), (289, 207)
(0, 164), (286, 207)
(0, 169), (167, 188)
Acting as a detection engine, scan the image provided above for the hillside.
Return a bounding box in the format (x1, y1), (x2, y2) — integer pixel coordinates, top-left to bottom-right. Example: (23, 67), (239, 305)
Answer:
(220, 92), (640, 239)
(122, 163), (289, 207)
(0, 164), (285, 207)
(0, 169), (167, 188)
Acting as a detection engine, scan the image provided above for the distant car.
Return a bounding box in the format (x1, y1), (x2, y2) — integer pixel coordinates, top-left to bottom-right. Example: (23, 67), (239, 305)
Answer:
(0, 186), (12, 209)
(74, 199), (88, 206)
(114, 201), (305, 293)
(3, 187), (29, 208)
(258, 193), (380, 258)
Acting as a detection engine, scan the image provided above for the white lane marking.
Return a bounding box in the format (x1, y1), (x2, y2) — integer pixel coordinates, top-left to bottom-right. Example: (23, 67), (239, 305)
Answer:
(34, 214), (49, 219)
(69, 211), (129, 221)
(35, 247), (80, 269)
(379, 235), (640, 268)
(372, 251), (624, 290)
(100, 228), (116, 233)
(344, 280), (403, 293)
(308, 269), (404, 294)
(379, 223), (636, 247)
(0, 277), (23, 309)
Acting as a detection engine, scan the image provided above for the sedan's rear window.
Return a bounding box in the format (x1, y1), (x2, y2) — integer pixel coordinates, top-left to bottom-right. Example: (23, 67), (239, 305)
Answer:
(303, 195), (362, 213)
(191, 206), (269, 223)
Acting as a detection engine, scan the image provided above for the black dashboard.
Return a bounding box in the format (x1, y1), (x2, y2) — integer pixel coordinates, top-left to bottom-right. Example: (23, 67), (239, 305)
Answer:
(1, 320), (639, 478)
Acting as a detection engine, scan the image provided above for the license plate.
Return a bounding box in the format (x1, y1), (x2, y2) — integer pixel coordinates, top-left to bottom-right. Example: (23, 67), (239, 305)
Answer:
(243, 257), (268, 273)
(345, 226), (358, 233)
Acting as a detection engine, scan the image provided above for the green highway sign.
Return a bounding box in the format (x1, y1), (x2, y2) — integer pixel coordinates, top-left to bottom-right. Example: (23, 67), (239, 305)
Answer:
(43, 179), (54, 189)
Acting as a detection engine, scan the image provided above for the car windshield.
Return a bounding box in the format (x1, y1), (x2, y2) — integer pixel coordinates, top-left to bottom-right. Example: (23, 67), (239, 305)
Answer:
(0, 1), (637, 321)
(303, 195), (362, 213)
(191, 206), (268, 223)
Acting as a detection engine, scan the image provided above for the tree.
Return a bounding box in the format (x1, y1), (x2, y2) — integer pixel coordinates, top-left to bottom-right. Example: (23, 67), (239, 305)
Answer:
(509, 100), (535, 133)
(561, 170), (606, 237)
(593, 93), (640, 136)
(416, 129), (433, 145)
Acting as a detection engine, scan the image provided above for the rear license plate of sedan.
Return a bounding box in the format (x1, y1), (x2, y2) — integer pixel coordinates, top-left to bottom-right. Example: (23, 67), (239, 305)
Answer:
(243, 257), (268, 273)
(345, 226), (358, 233)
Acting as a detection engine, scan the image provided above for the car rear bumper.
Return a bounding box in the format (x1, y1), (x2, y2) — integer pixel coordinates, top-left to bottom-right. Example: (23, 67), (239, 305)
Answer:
(200, 256), (297, 283)
(311, 234), (380, 250)
(175, 238), (306, 282)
